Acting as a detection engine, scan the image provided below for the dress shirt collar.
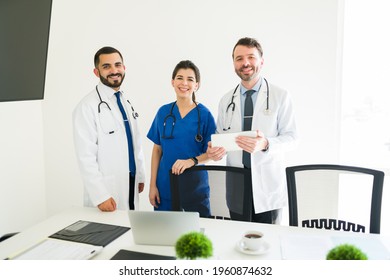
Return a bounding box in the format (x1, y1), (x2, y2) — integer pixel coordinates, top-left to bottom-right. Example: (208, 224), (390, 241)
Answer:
(240, 77), (262, 96)
(97, 82), (121, 100)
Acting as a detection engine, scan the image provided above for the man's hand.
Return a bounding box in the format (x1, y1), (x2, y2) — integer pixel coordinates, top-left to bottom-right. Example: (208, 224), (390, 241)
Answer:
(98, 197), (117, 212)
(236, 130), (268, 153)
(138, 183), (145, 193)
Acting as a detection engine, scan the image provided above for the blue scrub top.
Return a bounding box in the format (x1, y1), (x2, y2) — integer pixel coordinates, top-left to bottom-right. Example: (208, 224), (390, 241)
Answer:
(147, 102), (216, 214)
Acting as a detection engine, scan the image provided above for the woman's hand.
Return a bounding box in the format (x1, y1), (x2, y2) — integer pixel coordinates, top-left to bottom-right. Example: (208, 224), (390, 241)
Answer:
(206, 141), (226, 161)
(171, 159), (195, 175)
(149, 185), (160, 208)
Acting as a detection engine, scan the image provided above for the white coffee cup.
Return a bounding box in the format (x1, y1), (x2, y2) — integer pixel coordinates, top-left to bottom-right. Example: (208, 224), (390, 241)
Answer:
(240, 230), (264, 251)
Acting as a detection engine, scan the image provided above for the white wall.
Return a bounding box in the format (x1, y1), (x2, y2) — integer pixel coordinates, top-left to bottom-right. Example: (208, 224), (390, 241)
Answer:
(1, 0), (343, 234)
(0, 101), (47, 234)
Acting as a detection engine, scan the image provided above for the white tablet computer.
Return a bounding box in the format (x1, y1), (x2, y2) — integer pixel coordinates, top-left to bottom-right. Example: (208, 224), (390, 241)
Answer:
(211, 131), (257, 151)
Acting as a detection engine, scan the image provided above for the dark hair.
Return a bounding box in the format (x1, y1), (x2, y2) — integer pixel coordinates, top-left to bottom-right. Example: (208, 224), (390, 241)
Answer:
(232, 37), (263, 58)
(94, 46), (123, 68)
(172, 60), (201, 102)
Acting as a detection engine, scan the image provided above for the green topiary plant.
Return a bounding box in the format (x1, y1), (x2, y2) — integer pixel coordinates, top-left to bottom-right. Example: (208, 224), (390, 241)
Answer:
(175, 231), (213, 260)
(326, 244), (368, 260)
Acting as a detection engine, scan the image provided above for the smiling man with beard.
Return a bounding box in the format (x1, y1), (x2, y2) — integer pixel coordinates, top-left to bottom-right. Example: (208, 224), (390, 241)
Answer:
(207, 37), (298, 224)
(73, 46), (145, 212)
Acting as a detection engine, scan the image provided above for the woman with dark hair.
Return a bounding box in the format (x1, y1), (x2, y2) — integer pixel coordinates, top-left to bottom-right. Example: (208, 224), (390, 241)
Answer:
(147, 60), (216, 217)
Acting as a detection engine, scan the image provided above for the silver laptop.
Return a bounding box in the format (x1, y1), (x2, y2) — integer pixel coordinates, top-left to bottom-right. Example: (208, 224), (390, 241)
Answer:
(128, 210), (200, 246)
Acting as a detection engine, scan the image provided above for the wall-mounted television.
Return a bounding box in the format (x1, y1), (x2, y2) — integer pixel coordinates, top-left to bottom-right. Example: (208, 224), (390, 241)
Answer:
(0, 0), (52, 102)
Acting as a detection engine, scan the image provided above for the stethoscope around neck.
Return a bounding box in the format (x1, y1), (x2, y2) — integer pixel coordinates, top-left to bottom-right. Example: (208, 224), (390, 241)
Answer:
(162, 101), (203, 142)
(223, 78), (270, 131)
(96, 86), (139, 119)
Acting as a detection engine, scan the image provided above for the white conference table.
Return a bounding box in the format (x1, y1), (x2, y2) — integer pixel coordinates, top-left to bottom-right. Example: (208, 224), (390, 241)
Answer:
(1, 206), (389, 260)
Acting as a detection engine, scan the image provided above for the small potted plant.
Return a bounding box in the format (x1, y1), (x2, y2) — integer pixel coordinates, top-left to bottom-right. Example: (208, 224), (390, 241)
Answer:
(326, 243), (368, 260)
(175, 231), (213, 260)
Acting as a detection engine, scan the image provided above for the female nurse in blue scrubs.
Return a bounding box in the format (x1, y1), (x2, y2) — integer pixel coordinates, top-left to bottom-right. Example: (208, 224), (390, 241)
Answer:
(147, 60), (216, 217)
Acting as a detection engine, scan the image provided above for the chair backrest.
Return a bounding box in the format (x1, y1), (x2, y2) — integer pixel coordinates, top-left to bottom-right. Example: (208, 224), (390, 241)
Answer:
(170, 165), (253, 221)
(0, 232), (18, 242)
(286, 164), (384, 234)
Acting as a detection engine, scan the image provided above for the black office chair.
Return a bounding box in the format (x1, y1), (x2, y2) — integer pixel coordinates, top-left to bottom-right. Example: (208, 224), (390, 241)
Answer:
(286, 164), (384, 234)
(170, 165), (253, 221)
(0, 232), (18, 242)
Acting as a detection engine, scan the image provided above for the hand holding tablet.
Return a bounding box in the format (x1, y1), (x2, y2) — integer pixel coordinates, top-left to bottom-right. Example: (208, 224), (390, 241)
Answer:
(211, 131), (257, 151)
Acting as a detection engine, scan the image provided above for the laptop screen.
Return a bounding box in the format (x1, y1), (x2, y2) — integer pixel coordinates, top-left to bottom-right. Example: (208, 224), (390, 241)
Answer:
(128, 210), (200, 246)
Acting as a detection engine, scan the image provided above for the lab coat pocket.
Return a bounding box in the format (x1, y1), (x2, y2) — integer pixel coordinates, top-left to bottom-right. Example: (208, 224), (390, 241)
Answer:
(98, 107), (119, 134)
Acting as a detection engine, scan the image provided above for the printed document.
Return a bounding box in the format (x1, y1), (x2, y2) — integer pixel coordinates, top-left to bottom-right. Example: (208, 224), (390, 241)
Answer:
(10, 238), (102, 260)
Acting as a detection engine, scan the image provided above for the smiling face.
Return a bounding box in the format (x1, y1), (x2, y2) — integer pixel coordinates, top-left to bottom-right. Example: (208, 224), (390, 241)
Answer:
(233, 45), (264, 84)
(93, 53), (125, 91)
(171, 68), (199, 99)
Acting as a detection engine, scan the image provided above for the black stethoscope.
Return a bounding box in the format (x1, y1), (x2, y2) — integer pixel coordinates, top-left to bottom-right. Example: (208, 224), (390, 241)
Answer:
(162, 101), (203, 142)
(223, 78), (270, 131)
(96, 86), (139, 119)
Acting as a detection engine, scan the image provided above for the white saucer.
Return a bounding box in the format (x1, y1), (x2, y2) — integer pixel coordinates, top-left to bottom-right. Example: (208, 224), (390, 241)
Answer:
(235, 240), (270, 255)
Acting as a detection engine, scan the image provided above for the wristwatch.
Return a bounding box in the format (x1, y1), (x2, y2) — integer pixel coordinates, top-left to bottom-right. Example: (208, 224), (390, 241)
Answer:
(191, 157), (198, 166)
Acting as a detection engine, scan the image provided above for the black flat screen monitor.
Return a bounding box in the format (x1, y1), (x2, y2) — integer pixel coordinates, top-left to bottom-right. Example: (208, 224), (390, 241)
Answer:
(0, 0), (52, 102)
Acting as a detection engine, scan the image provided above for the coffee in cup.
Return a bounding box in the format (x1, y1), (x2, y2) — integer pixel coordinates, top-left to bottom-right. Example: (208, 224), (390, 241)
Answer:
(240, 230), (264, 251)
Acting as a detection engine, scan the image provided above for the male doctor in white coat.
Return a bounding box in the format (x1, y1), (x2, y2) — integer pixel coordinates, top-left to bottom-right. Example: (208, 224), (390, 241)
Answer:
(207, 37), (297, 224)
(73, 46), (145, 212)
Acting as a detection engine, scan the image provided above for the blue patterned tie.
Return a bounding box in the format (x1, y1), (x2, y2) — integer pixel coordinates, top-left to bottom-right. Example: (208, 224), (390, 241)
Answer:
(243, 90), (255, 168)
(115, 92), (136, 175)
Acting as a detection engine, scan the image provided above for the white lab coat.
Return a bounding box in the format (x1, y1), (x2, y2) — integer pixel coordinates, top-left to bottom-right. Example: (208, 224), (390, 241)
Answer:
(216, 78), (298, 213)
(73, 83), (146, 210)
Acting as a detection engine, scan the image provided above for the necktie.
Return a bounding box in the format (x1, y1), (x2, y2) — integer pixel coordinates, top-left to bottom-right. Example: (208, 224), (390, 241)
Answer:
(242, 90), (255, 168)
(115, 92), (136, 175)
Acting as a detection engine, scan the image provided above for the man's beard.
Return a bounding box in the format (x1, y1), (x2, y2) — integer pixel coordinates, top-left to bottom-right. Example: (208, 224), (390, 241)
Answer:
(235, 66), (258, 82)
(100, 73), (125, 88)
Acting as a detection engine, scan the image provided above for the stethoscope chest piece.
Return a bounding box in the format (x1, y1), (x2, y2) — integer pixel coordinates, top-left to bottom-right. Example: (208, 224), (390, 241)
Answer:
(162, 101), (203, 142)
(195, 134), (203, 143)
(96, 86), (139, 119)
(223, 78), (271, 131)
(264, 109), (271, 115)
